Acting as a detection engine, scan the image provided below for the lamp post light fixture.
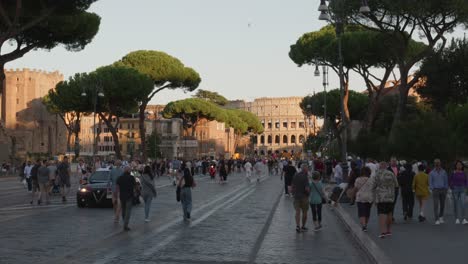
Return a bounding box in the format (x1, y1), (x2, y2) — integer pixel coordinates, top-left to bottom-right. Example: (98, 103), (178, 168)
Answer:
(316, 0), (370, 165)
(81, 84), (104, 156)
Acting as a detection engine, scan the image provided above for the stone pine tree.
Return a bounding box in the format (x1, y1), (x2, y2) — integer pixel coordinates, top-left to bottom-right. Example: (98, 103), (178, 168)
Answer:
(43, 73), (91, 158)
(193, 89), (229, 106)
(0, 0), (101, 156)
(300, 89), (368, 154)
(115, 50), (201, 161)
(290, 25), (425, 130)
(162, 98), (227, 137)
(346, 0), (468, 133)
(0, 0), (101, 99)
(84, 66), (153, 160)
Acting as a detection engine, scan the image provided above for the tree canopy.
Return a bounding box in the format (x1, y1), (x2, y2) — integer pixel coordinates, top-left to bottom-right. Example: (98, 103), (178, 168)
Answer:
(162, 98), (226, 136)
(301, 89), (368, 122)
(0, 0), (101, 67)
(418, 38), (468, 112)
(115, 50), (201, 161)
(43, 73), (93, 156)
(193, 89), (229, 106)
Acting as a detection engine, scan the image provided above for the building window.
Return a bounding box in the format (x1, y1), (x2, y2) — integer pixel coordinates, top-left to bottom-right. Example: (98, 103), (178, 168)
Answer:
(299, 122), (305, 128)
(275, 121), (280, 129)
(267, 122), (272, 129)
(267, 135), (272, 144)
(291, 122), (296, 129)
(291, 135), (296, 144)
(260, 135), (265, 144)
(127, 123), (130, 129)
(283, 135), (288, 144)
(283, 122), (288, 128)
(275, 135), (280, 144)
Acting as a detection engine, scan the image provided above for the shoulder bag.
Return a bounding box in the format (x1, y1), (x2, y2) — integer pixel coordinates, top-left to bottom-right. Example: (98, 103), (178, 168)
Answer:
(312, 182), (327, 204)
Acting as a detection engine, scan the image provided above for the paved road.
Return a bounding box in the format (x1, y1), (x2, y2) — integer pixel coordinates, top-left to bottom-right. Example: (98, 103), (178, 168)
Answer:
(341, 191), (468, 264)
(0, 172), (369, 264)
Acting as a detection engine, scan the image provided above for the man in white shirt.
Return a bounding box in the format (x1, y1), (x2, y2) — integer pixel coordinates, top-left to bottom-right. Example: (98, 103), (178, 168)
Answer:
(244, 160), (253, 180)
(23, 161), (33, 192)
(254, 160), (264, 182)
(334, 163), (343, 184)
(365, 158), (378, 177)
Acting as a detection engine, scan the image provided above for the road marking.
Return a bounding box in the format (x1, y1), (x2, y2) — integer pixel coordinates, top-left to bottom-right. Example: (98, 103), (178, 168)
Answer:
(91, 176), (270, 264)
(141, 187), (257, 257)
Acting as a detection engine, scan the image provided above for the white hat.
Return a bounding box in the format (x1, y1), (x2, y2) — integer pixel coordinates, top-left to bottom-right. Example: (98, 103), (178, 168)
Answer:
(347, 156), (353, 160)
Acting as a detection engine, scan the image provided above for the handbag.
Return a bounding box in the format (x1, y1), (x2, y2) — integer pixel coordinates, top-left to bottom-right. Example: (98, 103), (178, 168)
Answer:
(176, 186), (181, 202)
(312, 182), (327, 204)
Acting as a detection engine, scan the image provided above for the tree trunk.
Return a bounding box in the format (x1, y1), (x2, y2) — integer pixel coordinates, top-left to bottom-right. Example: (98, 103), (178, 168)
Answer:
(390, 67), (410, 140)
(363, 93), (379, 131)
(66, 131), (72, 153)
(343, 75), (350, 123)
(139, 103), (147, 162)
(99, 113), (122, 160)
(73, 113), (81, 158)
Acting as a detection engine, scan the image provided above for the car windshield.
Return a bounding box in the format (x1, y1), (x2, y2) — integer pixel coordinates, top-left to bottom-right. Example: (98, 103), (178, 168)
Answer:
(89, 171), (110, 183)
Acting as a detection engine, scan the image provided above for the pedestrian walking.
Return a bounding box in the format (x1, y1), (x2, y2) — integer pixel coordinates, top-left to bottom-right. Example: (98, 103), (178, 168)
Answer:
(171, 159), (182, 186)
(309, 171), (325, 231)
(141, 165), (157, 222)
(413, 164), (430, 222)
(398, 164), (415, 220)
(291, 164), (310, 233)
(334, 162), (343, 184)
(37, 160), (50, 205)
(116, 166), (136, 231)
(47, 160), (58, 194)
(23, 161), (33, 192)
(355, 167), (374, 232)
(283, 160), (296, 197)
(429, 159), (448, 225)
(218, 159), (228, 184)
(57, 156), (71, 202)
(178, 162), (196, 221)
(449, 160), (468, 225)
(244, 160), (252, 181)
(110, 160), (124, 223)
(30, 160), (41, 205)
(387, 157), (400, 221)
(372, 161), (398, 238)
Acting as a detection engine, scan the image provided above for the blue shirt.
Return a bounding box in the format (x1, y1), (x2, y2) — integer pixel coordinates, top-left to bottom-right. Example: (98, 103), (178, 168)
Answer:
(429, 168), (448, 189)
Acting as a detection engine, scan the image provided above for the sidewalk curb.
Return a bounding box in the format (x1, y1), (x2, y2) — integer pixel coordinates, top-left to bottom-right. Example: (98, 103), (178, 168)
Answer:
(332, 204), (392, 264)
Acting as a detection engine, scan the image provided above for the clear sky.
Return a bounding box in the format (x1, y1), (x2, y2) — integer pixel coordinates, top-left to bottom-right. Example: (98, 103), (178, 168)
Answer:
(5, 0), (465, 104)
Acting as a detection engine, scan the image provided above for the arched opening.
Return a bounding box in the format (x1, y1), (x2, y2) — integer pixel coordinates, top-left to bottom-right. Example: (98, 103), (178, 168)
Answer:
(283, 135), (288, 144)
(260, 135), (265, 144)
(267, 135), (272, 144)
(275, 135), (280, 144)
(291, 135), (296, 144)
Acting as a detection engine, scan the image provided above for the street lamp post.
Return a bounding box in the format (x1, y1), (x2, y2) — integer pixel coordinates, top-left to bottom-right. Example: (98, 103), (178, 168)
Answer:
(81, 84), (104, 157)
(318, 0), (370, 179)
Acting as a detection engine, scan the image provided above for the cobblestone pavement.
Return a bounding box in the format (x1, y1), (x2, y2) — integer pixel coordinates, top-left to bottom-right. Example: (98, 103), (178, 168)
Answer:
(0, 172), (369, 264)
(340, 191), (468, 264)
